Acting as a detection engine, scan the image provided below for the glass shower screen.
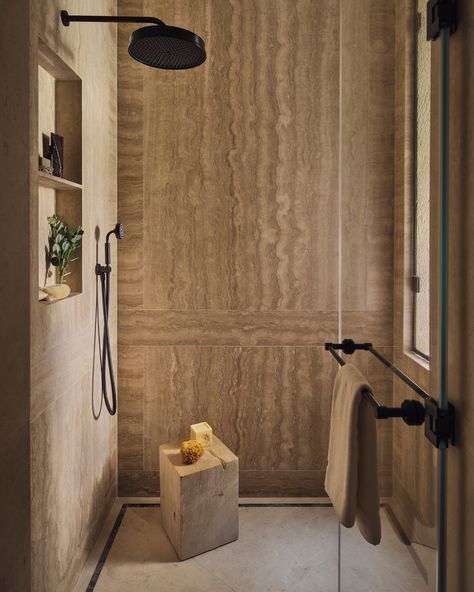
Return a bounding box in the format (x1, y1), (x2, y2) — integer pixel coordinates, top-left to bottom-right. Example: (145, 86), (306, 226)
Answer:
(336, 0), (451, 590)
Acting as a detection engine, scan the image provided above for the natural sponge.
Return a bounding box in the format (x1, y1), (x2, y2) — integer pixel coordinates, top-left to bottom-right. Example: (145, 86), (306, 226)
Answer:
(180, 439), (204, 464)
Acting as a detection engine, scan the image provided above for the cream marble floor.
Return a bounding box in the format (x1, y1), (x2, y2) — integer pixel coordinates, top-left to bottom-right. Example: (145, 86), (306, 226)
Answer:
(90, 505), (431, 592)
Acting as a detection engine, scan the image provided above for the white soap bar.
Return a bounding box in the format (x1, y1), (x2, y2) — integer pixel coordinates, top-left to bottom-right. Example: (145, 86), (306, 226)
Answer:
(190, 422), (213, 447)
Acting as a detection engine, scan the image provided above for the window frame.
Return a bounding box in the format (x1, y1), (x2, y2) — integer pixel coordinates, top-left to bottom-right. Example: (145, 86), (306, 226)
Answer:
(412, 1), (430, 362)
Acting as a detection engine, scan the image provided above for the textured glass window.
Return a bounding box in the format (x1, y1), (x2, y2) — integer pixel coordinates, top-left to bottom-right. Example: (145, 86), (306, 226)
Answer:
(413, 0), (431, 358)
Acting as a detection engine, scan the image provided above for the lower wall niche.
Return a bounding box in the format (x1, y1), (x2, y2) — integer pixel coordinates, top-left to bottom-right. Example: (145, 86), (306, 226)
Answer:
(38, 181), (83, 301)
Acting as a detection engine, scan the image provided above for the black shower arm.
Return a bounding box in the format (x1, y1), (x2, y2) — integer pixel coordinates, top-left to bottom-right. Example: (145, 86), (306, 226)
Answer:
(61, 11), (165, 28)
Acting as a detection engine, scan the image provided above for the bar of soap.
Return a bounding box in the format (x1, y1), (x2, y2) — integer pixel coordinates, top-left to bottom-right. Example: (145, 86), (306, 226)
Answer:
(190, 422), (213, 447)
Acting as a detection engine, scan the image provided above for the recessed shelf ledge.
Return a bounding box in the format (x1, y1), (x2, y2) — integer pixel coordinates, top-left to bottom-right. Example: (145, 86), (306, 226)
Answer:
(39, 292), (81, 305)
(38, 171), (82, 191)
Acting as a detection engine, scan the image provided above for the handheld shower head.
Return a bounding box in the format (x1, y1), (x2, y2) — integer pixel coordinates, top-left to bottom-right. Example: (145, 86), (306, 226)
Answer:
(105, 223), (124, 266)
(115, 223), (124, 240)
(107, 223), (124, 242)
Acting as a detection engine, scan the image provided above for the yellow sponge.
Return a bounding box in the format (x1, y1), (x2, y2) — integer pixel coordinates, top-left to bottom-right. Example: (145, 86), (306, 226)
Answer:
(180, 440), (204, 464)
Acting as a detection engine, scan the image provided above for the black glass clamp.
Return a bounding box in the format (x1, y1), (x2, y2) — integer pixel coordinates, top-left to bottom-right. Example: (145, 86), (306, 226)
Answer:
(425, 398), (456, 447)
(427, 0), (457, 41)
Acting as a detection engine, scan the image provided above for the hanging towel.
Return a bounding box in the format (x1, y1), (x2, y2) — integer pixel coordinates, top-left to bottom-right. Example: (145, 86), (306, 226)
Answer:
(325, 363), (381, 545)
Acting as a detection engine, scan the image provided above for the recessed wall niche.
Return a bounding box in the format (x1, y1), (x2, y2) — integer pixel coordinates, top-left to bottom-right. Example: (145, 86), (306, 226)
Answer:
(38, 39), (83, 300)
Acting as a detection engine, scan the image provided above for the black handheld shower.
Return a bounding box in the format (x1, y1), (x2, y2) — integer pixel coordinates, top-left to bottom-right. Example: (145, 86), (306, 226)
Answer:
(105, 223), (124, 265)
(107, 222), (125, 241)
(60, 11), (206, 70)
(96, 223), (124, 416)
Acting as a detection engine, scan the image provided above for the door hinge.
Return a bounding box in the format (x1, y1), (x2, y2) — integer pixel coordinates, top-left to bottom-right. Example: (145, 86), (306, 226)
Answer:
(410, 275), (421, 293)
(427, 0), (457, 41)
(416, 11), (422, 33)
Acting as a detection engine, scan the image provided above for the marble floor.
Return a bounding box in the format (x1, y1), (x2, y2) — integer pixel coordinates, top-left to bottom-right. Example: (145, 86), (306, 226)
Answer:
(88, 504), (432, 592)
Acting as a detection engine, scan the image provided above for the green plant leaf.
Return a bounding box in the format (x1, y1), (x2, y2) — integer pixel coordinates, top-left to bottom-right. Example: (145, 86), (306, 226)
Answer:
(47, 213), (83, 280)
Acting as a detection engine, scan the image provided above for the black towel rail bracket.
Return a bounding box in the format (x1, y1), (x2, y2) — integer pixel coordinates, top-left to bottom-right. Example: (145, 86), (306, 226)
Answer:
(324, 339), (455, 449)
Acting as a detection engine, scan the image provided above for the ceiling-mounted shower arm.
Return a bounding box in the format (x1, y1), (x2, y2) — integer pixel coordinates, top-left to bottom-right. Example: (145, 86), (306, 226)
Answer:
(61, 11), (165, 28)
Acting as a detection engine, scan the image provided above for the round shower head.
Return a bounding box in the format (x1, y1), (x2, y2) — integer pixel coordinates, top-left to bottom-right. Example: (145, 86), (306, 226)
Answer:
(128, 25), (206, 70)
(107, 223), (124, 241)
(114, 223), (124, 240)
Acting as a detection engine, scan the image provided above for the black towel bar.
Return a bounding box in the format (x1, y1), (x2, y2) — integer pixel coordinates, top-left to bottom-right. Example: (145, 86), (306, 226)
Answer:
(324, 339), (455, 448)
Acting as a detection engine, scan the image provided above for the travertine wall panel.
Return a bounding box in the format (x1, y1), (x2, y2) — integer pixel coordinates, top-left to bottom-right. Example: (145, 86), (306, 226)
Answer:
(118, 0), (395, 496)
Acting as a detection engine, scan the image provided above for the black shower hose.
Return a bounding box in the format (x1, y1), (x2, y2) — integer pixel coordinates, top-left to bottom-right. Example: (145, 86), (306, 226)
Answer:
(99, 268), (117, 415)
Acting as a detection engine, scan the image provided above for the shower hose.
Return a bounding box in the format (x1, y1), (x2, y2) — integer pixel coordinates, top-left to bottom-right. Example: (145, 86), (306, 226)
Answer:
(98, 264), (117, 415)
(95, 225), (123, 416)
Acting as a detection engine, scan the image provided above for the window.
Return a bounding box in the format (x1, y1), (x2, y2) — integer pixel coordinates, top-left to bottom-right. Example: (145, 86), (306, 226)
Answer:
(413, 0), (431, 359)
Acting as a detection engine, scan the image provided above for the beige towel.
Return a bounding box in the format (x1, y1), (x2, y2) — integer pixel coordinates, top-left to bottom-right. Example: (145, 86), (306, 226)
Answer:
(325, 364), (381, 545)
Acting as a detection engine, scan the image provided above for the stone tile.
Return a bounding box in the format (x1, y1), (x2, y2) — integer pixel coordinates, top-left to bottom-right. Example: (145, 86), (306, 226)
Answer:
(340, 508), (430, 592)
(118, 347), (145, 471)
(92, 505), (430, 592)
(142, 346), (336, 474)
(31, 375), (115, 592)
(93, 507), (234, 592)
(119, 310), (338, 347)
(195, 506), (339, 592)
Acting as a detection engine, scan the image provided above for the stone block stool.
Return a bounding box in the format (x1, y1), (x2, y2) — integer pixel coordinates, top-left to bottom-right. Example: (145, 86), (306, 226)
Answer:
(159, 436), (239, 560)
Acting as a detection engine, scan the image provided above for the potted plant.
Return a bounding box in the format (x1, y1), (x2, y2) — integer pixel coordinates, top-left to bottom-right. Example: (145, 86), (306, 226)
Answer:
(41, 214), (84, 300)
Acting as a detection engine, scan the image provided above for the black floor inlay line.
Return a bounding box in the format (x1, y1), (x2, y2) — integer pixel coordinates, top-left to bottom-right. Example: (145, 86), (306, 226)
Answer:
(85, 501), (331, 591)
(85, 503), (160, 591)
(239, 502), (333, 507)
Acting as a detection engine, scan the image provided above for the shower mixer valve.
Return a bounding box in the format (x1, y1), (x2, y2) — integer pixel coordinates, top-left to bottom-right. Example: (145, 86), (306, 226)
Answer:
(95, 263), (111, 276)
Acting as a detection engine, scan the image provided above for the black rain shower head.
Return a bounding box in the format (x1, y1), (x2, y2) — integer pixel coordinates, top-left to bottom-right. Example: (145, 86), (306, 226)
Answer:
(60, 11), (206, 70)
(128, 26), (206, 70)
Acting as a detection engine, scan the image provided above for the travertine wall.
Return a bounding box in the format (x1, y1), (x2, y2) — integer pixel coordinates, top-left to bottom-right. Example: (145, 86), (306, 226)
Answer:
(391, 0), (436, 557)
(29, 2), (118, 591)
(117, 0), (395, 497)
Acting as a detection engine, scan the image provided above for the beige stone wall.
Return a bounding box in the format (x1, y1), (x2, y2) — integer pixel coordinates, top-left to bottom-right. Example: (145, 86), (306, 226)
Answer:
(390, 5), (437, 589)
(392, 0), (433, 516)
(29, 2), (118, 591)
(117, 0), (395, 497)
